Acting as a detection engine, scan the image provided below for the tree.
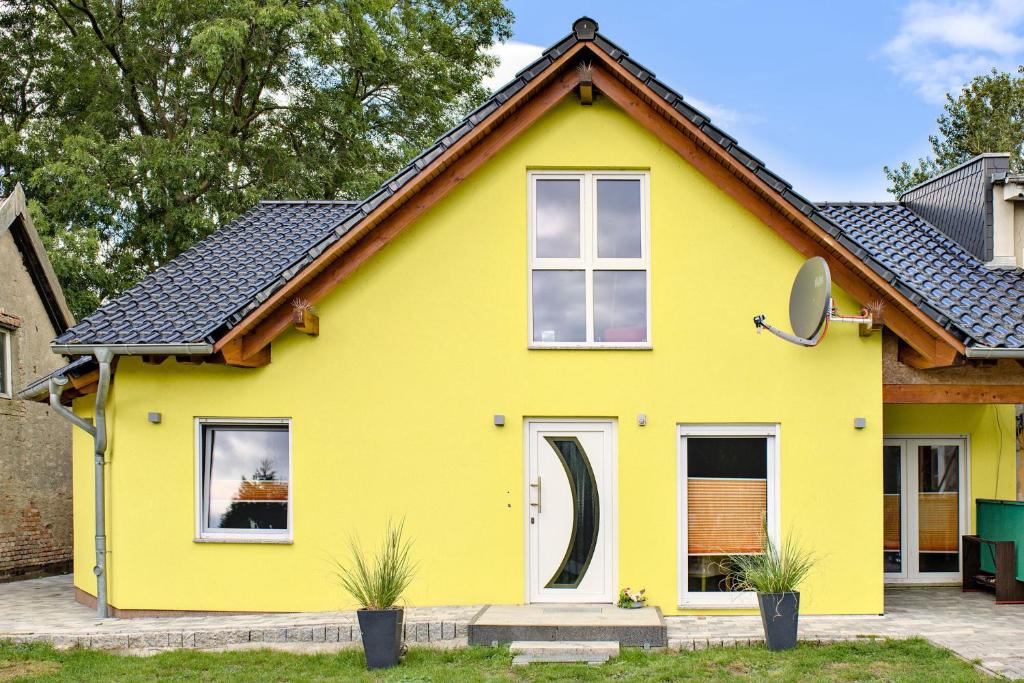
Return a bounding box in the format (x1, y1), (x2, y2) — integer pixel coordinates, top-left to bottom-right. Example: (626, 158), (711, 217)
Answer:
(885, 66), (1024, 197)
(0, 0), (512, 317)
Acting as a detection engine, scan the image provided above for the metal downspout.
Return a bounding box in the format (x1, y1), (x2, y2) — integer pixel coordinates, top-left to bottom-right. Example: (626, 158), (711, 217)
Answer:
(47, 349), (114, 618)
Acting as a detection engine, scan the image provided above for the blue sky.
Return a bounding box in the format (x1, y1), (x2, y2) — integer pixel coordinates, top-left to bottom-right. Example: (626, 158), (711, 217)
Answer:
(487, 1), (1024, 201)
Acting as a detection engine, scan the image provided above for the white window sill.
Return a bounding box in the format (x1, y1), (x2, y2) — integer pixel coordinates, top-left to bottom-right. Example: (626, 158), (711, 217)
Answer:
(194, 536), (293, 545)
(528, 343), (653, 350)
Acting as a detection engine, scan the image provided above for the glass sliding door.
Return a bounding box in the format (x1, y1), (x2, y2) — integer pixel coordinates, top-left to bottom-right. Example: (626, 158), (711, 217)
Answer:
(883, 438), (967, 583)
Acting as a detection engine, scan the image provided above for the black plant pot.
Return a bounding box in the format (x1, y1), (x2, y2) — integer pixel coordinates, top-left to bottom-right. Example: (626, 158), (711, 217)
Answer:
(356, 608), (404, 669)
(757, 592), (800, 651)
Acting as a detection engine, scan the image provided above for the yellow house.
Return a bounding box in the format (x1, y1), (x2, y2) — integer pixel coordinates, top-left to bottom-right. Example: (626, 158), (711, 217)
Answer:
(22, 18), (1024, 619)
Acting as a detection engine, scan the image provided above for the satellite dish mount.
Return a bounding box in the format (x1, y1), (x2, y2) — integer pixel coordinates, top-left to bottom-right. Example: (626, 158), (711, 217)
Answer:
(753, 257), (880, 347)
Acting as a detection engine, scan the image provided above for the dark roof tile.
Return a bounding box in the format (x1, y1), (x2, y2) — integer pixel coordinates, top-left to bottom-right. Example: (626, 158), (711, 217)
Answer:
(820, 203), (1024, 348)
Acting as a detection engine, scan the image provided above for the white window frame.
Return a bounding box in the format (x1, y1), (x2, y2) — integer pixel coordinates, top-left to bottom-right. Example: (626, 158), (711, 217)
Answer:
(677, 423), (780, 608)
(194, 417), (293, 543)
(527, 170), (651, 349)
(0, 328), (11, 399)
(882, 434), (970, 585)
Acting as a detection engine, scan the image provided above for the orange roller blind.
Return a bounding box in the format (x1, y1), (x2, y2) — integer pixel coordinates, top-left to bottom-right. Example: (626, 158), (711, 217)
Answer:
(883, 494), (901, 551)
(918, 492), (958, 552)
(688, 479), (766, 554)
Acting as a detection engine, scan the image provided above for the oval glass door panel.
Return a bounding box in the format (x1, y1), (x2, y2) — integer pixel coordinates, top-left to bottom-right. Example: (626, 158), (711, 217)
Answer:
(543, 437), (600, 588)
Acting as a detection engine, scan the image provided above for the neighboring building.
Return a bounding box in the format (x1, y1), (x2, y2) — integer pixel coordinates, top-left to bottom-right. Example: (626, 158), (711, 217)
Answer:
(21, 19), (1024, 617)
(0, 184), (75, 578)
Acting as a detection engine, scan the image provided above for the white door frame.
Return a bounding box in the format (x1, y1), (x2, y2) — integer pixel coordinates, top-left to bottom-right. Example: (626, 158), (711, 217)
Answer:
(524, 418), (618, 603)
(883, 435), (970, 584)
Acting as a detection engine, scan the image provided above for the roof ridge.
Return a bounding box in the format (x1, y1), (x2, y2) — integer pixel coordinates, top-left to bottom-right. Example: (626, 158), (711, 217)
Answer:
(816, 201), (900, 207)
(259, 199), (361, 205)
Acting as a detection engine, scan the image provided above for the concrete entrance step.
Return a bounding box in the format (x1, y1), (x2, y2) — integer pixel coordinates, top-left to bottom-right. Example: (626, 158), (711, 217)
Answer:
(469, 604), (666, 647)
(510, 640), (619, 665)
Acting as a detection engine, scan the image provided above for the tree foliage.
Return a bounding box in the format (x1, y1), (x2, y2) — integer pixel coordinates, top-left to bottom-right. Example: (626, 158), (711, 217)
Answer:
(885, 66), (1024, 197)
(0, 0), (512, 317)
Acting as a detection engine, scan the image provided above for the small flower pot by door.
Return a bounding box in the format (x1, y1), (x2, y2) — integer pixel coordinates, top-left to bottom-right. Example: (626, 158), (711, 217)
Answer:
(356, 608), (404, 669)
(757, 592), (799, 651)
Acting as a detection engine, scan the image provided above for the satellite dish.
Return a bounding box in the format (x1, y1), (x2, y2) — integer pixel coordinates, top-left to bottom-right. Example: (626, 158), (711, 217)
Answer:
(789, 257), (831, 341)
(754, 256), (876, 347)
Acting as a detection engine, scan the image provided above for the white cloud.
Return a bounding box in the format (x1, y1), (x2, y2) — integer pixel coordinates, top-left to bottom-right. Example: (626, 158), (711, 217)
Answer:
(482, 41), (545, 92)
(685, 96), (753, 127)
(885, 0), (1024, 103)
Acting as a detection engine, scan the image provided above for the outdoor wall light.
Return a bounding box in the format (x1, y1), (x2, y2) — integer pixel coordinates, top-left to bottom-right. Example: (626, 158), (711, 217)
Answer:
(853, 417), (867, 429)
(148, 412), (162, 424)
(637, 413), (647, 427)
(493, 414), (505, 427)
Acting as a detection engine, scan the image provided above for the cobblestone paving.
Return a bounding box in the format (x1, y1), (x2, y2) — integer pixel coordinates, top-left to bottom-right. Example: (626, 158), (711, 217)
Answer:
(0, 575), (478, 650)
(666, 588), (1024, 680)
(1, 577), (1022, 678)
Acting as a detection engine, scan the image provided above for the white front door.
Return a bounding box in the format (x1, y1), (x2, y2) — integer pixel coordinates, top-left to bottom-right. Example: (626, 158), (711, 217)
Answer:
(883, 437), (969, 583)
(526, 420), (616, 603)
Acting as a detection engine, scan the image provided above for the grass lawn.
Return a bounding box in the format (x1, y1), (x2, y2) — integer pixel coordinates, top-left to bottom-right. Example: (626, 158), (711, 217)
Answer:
(0, 638), (990, 682)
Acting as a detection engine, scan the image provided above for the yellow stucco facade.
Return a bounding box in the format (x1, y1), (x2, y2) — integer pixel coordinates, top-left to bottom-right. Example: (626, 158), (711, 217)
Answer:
(69, 94), (1012, 617)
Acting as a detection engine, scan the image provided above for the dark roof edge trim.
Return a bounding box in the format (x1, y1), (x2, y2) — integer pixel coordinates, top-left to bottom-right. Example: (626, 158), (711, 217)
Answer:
(0, 184), (75, 334)
(897, 153), (1011, 200)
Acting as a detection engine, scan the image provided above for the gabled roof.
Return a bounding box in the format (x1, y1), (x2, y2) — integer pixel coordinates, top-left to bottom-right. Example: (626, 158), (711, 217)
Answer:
(819, 203), (1024, 348)
(49, 17), (988, 372)
(0, 184), (74, 334)
(55, 201), (358, 345)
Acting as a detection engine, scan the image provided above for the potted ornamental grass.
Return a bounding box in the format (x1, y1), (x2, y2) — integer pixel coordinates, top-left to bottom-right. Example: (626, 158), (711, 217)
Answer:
(730, 529), (815, 652)
(333, 519), (417, 669)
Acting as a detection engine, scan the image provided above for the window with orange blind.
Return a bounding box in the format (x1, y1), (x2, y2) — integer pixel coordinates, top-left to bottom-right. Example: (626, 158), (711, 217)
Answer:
(685, 436), (769, 595)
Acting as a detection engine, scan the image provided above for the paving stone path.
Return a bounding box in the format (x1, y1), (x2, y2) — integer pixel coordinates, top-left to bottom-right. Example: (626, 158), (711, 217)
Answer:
(2, 576), (1022, 678)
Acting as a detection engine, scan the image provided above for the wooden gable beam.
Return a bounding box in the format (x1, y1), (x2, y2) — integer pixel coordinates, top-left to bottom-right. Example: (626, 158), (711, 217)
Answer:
(220, 55), (586, 363)
(220, 337), (271, 368)
(884, 384), (1024, 404)
(898, 340), (960, 370)
(587, 62), (964, 367)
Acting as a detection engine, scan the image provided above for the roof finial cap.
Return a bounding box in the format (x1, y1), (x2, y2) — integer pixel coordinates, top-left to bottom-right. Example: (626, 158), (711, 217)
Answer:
(573, 17), (598, 40)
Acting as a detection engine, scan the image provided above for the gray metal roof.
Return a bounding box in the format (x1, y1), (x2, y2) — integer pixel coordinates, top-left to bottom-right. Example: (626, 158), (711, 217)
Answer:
(49, 17), (1024, 354)
(55, 201), (359, 345)
(820, 203), (1024, 348)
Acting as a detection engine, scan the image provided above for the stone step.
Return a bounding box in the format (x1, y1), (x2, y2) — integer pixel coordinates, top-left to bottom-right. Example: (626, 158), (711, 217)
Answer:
(468, 604), (667, 647)
(510, 640), (619, 665)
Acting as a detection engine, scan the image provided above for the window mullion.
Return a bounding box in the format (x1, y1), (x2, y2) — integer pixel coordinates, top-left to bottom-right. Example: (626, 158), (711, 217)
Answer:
(585, 173), (595, 342)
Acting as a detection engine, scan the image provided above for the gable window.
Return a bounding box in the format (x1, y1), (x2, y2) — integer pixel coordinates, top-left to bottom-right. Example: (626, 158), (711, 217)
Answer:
(528, 171), (650, 348)
(196, 418), (292, 542)
(0, 328), (11, 399)
(678, 424), (779, 607)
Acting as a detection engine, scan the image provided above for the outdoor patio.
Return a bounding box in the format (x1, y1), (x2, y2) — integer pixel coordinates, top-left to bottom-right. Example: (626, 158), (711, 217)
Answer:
(1, 575), (1023, 679)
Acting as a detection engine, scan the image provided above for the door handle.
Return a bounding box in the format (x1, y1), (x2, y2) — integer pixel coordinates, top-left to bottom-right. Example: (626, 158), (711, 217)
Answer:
(530, 476), (542, 514)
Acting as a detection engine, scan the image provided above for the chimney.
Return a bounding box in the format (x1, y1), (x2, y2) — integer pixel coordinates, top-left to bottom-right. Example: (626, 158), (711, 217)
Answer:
(899, 153), (1012, 267)
(991, 172), (1024, 269)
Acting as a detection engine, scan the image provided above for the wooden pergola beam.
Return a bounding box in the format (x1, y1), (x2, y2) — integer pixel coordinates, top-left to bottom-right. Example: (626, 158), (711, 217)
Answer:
(884, 384), (1024, 404)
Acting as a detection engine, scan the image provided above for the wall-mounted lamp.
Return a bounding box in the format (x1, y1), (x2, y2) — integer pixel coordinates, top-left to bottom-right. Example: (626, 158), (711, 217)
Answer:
(637, 413), (647, 427)
(148, 412), (162, 424)
(853, 417), (866, 430)
(493, 415), (505, 427)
